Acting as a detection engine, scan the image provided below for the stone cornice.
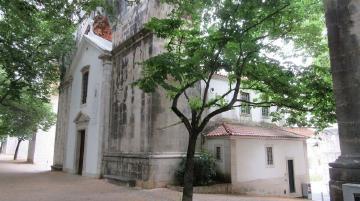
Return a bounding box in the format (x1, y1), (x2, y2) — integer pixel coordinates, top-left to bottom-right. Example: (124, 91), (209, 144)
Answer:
(112, 28), (152, 54)
(99, 52), (112, 66)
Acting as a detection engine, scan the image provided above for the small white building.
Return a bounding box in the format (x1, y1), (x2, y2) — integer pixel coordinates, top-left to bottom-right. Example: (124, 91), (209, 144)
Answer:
(202, 75), (312, 197)
(205, 123), (310, 197)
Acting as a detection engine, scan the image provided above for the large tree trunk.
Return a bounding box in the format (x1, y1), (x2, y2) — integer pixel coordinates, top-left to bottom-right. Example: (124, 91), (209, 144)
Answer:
(182, 134), (198, 201)
(325, 1), (360, 200)
(13, 139), (22, 161)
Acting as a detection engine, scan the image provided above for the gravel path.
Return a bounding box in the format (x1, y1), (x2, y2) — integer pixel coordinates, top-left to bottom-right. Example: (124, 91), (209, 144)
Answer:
(0, 154), (305, 201)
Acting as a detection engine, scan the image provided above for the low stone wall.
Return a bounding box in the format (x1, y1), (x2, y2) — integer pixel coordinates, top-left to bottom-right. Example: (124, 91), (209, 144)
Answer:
(167, 183), (232, 194)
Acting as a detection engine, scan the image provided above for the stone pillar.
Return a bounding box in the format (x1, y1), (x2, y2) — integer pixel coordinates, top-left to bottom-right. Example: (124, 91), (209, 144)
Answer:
(99, 52), (112, 176)
(27, 133), (36, 163)
(52, 78), (73, 171)
(325, 1), (360, 200)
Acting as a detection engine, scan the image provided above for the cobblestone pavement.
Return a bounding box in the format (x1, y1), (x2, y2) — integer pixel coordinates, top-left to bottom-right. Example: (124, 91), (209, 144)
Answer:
(0, 154), (305, 201)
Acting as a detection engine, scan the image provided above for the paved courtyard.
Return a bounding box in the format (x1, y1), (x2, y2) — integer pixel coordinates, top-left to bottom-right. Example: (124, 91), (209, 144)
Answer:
(0, 154), (306, 201)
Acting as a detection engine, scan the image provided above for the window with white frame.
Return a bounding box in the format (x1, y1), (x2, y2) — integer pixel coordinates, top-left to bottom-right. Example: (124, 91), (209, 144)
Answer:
(266, 146), (274, 166)
(262, 107), (270, 117)
(240, 92), (251, 114)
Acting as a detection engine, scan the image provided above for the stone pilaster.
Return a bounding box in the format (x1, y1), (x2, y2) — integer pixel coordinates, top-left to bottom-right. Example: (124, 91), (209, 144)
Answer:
(99, 52), (112, 177)
(325, 1), (360, 200)
(52, 77), (73, 171)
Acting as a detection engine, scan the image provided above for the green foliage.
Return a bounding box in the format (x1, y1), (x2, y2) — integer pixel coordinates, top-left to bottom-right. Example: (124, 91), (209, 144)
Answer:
(175, 152), (217, 186)
(0, 0), (102, 140)
(0, 0), (102, 104)
(136, 0), (335, 131)
(0, 92), (56, 140)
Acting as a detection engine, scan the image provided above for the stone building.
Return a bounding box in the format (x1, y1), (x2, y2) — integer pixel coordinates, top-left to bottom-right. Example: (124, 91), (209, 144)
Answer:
(102, 0), (191, 188)
(53, 1), (313, 195)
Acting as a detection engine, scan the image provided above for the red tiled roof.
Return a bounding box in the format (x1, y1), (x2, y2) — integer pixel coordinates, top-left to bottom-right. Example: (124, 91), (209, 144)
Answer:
(281, 127), (315, 138)
(207, 123), (308, 139)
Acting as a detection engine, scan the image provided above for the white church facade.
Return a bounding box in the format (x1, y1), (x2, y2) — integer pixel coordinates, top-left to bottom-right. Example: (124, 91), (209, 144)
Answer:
(52, 13), (112, 177)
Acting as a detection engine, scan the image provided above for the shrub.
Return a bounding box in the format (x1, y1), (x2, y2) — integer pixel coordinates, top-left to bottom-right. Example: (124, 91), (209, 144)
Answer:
(175, 151), (217, 186)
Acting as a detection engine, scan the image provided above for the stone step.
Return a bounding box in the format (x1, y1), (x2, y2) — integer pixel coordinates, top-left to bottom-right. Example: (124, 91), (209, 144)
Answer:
(104, 175), (136, 187)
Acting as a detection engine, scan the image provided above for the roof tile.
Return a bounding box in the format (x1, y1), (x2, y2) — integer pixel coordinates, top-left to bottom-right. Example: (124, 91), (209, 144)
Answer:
(207, 123), (311, 139)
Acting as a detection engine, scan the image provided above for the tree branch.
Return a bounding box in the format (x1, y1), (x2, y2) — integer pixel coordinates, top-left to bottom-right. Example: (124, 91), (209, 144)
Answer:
(171, 80), (199, 134)
(240, 3), (290, 37)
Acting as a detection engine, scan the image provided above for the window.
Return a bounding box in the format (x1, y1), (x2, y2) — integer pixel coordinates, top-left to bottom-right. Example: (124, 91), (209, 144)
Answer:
(262, 107), (270, 117)
(354, 194), (360, 201)
(266, 146), (274, 166)
(240, 92), (251, 114)
(216, 146), (221, 160)
(81, 71), (89, 104)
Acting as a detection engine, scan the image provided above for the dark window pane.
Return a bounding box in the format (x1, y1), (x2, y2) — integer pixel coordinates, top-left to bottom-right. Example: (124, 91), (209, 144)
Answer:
(82, 72), (89, 104)
(240, 92), (251, 114)
(262, 107), (270, 117)
(266, 147), (273, 165)
(216, 147), (221, 160)
(354, 194), (360, 201)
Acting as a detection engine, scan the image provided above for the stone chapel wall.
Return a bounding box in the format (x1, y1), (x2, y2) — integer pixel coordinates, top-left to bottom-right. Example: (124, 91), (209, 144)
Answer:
(103, 0), (194, 187)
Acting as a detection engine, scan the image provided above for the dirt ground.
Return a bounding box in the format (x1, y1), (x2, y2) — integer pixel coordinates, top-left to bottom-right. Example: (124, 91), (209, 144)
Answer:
(0, 154), (306, 201)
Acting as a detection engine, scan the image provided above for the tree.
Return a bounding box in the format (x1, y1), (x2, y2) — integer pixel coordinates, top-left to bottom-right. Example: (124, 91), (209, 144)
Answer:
(0, 93), (56, 160)
(135, 1), (335, 201)
(0, 0), (106, 105)
(0, 0), (106, 159)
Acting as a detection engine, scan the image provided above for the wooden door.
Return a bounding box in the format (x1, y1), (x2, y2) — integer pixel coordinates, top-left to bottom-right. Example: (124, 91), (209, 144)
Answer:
(287, 159), (295, 193)
(78, 130), (85, 175)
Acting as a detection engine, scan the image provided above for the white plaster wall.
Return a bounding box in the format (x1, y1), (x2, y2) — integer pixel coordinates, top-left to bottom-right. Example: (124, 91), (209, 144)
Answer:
(32, 96), (58, 166)
(203, 78), (278, 124)
(64, 38), (106, 177)
(307, 127), (340, 184)
(231, 137), (309, 196)
(205, 137), (231, 179)
(4, 136), (29, 160)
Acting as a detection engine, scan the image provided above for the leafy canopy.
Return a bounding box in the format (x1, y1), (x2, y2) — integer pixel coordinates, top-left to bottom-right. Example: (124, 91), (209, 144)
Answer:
(0, 92), (56, 140)
(0, 0), (105, 104)
(0, 0), (103, 139)
(136, 0), (335, 131)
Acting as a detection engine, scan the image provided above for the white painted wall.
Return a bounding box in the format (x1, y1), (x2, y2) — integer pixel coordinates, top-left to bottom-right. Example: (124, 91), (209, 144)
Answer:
(203, 77), (282, 125)
(63, 34), (109, 178)
(231, 137), (309, 196)
(233, 138), (308, 181)
(205, 137), (231, 180)
(206, 136), (309, 197)
(3, 136), (29, 160)
(307, 126), (340, 200)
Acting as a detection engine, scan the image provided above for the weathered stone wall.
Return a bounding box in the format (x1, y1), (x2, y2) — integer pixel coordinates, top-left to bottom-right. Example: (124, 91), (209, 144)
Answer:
(52, 79), (72, 170)
(104, 0), (193, 187)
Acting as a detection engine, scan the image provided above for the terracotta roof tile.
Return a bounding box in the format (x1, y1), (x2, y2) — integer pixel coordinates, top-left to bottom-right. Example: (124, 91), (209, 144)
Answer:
(281, 127), (315, 138)
(207, 123), (308, 139)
